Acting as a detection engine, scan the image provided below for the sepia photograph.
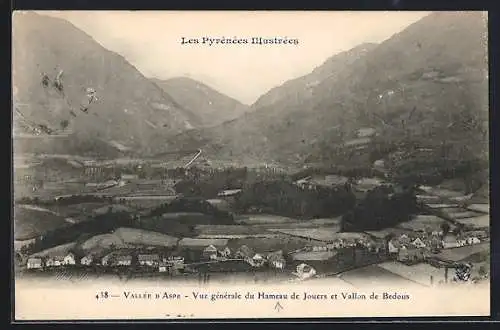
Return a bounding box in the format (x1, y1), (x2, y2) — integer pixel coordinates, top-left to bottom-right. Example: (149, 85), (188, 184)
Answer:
(12, 10), (490, 320)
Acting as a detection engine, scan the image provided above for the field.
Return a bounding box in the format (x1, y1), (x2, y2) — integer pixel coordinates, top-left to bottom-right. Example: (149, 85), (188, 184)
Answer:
(364, 228), (416, 239)
(114, 227), (179, 247)
(377, 261), (446, 286)
(31, 242), (77, 258)
(46, 202), (114, 221)
(235, 214), (301, 225)
(466, 204), (489, 214)
(80, 227), (179, 253)
(80, 233), (128, 252)
(434, 242), (490, 262)
(338, 264), (426, 288)
(291, 251), (337, 261)
(92, 204), (135, 216)
(194, 225), (272, 236)
(226, 236), (311, 254)
(14, 206), (72, 240)
(454, 215), (490, 228)
(178, 238), (229, 248)
(396, 215), (451, 232)
(442, 210), (484, 219)
(270, 228), (369, 242)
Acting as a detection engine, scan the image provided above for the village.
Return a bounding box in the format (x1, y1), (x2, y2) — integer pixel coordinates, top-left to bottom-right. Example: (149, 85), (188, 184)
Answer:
(15, 131), (490, 287)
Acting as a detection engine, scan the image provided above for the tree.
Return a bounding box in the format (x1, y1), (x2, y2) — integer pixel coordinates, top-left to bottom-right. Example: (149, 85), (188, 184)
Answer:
(440, 222), (451, 236)
(60, 119), (69, 130)
(478, 265), (487, 277)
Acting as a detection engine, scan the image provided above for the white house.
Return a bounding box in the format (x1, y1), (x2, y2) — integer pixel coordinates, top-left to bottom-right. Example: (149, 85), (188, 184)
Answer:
(412, 237), (427, 249)
(431, 230), (443, 237)
(442, 234), (461, 249)
(138, 254), (159, 267)
(63, 253), (76, 265)
(293, 263), (317, 280)
(466, 237), (481, 245)
(47, 256), (65, 267)
(121, 174), (139, 181)
(250, 253), (266, 267)
(203, 245), (219, 260)
(80, 255), (94, 266)
(267, 254), (286, 270)
(388, 240), (400, 254)
(158, 262), (169, 273)
(165, 256), (185, 270)
(219, 247), (232, 258)
(115, 255), (132, 266)
(27, 257), (43, 270)
(45, 258), (55, 267)
(312, 245), (328, 252)
(101, 254), (113, 266)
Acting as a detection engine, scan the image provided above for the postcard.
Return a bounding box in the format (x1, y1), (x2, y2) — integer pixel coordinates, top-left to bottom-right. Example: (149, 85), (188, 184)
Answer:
(12, 10), (490, 320)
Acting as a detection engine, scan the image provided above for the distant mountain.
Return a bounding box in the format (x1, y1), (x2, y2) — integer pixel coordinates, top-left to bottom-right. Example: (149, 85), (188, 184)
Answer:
(252, 42), (378, 111)
(165, 12), (488, 174)
(12, 12), (194, 157)
(151, 77), (249, 128)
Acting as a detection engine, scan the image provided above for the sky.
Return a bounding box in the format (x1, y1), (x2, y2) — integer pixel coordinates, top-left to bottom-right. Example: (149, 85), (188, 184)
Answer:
(41, 11), (430, 105)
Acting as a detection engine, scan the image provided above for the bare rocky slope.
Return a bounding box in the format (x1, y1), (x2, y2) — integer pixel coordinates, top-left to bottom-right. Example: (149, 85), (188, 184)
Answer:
(12, 12), (194, 157)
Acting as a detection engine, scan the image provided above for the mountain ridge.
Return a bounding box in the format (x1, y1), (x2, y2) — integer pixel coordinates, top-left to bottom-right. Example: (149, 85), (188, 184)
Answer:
(12, 12), (194, 157)
(162, 12), (488, 174)
(151, 76), (250, 128)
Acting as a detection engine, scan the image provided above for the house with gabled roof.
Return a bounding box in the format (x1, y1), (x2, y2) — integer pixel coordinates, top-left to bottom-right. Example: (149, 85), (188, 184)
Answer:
(412, 237), (427, 249)
(27, 257), (43, 270)
(137, 254), (159, 267)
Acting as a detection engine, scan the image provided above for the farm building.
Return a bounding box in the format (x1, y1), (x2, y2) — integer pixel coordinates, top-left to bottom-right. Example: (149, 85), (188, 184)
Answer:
(115, 255), (133, 266)
(217, 189), (242, 197)
(120, 174), (139, 182)
(388, 240), (400, 254)
(206, 199), (231, 212)
(216, 189), (242, 204)
(219, 247), (232, 258)
(138, 254), (159, 267)
(356, 127), (377, 138)
(266, 250), (286, 270)
(412, 238), (427, 249)
(248, 253), (266, 267)
(158, 262), (169, 273)
(203, 245), (219, 260)
(164, 256), (185, 270)
(235, 245), (254, 259)
(80, 255), (94, 266)
(46, 256), (65, 267)
(397, 246), (426, 264)
(26, 257), (43, 269)
(293, 263), (317, 280)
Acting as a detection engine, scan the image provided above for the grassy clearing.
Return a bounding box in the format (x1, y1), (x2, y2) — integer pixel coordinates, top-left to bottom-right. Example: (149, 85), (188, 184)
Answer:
(14, 206), (71, 240)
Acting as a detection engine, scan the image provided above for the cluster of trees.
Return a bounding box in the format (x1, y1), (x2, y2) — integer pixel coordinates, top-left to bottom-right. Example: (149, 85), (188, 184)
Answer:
(25, 211), (135, 254)
(341, 185), (418, 231)
(235, 179), (356, 219)
(147, 197), (234, 224)
(53, 195), (114, 205)
(174, 167), (249, 198)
